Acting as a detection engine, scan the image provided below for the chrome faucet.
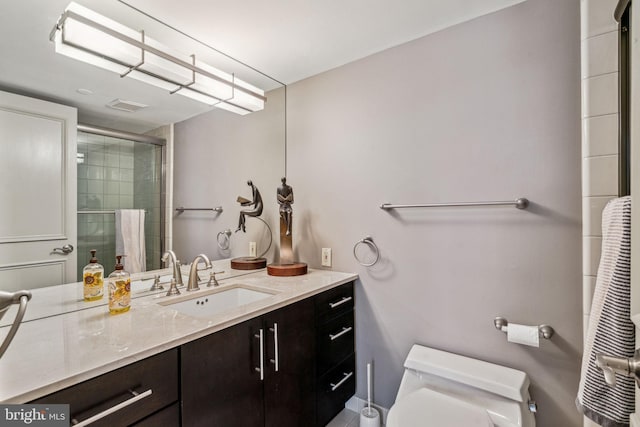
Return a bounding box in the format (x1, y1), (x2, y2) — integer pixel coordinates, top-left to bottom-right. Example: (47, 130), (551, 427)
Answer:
(162, 250), (184, 288)
(187, 254), (212, 292)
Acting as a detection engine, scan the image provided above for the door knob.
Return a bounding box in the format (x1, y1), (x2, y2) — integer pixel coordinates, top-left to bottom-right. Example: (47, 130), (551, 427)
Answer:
(52, 244), (74, 255)
(595, 349), (640, 387)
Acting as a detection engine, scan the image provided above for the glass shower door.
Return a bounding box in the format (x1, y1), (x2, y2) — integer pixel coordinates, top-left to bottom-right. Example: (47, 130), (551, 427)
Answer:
(76, 129), (163, 279)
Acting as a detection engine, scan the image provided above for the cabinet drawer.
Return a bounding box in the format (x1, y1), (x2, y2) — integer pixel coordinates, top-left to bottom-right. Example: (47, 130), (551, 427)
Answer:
(32, 349), (178, 427)
(132, 402), (180, 427)
(317, 310), (354, 376)
(316, 354), (356, 427)
(315, 282), (354, 321)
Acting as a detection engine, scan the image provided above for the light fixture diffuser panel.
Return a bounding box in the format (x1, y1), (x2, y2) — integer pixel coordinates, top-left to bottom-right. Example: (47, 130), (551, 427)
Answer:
(52, 1), (267, 115)
(64, 17), (141, 67)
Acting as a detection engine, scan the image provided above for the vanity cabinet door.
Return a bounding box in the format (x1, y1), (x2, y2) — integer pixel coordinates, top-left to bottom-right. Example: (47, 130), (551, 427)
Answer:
(181, 316), (264, 427)
(263, 298), (315, 427)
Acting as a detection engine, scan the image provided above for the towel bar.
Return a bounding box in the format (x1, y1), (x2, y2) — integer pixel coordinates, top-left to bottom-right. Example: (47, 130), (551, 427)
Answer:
(380, 198), (529, 210)
(175, 207), (223, 214)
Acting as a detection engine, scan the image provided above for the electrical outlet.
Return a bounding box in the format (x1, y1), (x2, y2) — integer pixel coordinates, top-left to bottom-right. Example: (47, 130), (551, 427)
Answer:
(249, 241), (257, 257)
(321, 248), (332, 267)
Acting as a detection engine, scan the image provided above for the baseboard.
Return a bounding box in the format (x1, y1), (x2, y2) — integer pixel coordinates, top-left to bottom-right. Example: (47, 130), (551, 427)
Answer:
(345, 395), (389, 425)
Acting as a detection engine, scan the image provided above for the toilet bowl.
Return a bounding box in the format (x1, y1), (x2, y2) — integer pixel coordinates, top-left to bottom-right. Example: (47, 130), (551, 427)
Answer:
(386, 345), (536, 427)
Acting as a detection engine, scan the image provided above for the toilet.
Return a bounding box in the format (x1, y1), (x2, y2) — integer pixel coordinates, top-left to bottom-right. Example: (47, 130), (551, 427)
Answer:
(386, 345), (536, 427)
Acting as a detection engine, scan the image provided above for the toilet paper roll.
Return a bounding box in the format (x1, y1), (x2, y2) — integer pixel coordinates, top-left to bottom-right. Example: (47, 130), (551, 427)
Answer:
(506, 323), (539, 347)
(360, 407), (380, 427)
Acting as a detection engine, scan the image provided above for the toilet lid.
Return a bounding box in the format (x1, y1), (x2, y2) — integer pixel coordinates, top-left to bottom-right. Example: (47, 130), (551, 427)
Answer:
(386, 388), (494, 427)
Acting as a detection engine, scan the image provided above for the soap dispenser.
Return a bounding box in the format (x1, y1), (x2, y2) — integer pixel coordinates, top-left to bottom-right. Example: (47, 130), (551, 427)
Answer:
(83, 249), (104, 301)
(107, 255), (130, 314)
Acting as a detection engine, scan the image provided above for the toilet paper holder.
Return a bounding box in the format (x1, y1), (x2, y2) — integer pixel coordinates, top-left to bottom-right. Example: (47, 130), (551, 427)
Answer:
(494, 317), (554, 340)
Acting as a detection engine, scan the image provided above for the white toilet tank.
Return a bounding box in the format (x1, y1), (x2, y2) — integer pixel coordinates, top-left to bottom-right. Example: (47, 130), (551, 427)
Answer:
(387, 345), (536, 427)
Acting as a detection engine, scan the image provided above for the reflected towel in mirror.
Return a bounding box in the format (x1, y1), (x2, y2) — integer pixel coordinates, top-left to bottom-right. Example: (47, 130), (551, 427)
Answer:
(115, 209), (146, 273)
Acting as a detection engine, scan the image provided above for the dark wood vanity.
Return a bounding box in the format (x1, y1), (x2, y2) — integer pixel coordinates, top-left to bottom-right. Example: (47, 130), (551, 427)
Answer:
(30, 281), (355, 426)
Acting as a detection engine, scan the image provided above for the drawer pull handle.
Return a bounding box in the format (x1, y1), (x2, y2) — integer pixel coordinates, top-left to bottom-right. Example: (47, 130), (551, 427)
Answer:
(71, 389), (153, 427)
(329, 296), (352, 309)
(255, 329), (265, 381)
(269, 323), (279, 372)
(329, 326), (353, 341)
(330, 371), (353, 391)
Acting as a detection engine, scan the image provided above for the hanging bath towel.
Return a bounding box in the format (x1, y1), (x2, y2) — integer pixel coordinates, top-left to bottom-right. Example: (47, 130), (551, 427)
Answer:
(577, 196), (635, 427)
(115, 209), (146, 273)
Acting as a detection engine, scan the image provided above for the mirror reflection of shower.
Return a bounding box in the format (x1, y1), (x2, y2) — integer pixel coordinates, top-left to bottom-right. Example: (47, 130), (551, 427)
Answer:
(76, 126), (165, 280)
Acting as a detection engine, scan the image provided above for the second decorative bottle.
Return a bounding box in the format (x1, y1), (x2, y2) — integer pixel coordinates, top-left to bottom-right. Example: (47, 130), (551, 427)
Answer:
(108, 255), (130, 314)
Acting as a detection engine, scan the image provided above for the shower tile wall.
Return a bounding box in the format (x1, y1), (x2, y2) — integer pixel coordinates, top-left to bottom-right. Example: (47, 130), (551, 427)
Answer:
(580, 1), (619, 426)
(77, 132), (162, 279)
(580, 0), (619, 333)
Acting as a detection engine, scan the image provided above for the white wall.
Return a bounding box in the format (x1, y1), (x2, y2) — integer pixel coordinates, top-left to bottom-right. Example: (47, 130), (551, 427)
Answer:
(173, 0), (583, 424)
(285, 1), (582, 426)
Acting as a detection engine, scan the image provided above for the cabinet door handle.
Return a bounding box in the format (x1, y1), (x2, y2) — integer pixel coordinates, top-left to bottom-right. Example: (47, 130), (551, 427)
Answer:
(269, 323), (279, 372)
(71, 389), (153, 427)
(329, 296), (352, 309)
(329, 372), (353, 392)
(254, 329), (264, 381)
(329, 326), (353, 341)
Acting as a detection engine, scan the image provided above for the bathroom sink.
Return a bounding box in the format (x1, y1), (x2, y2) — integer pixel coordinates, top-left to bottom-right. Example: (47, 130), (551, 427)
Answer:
(159, 285), (276, 318)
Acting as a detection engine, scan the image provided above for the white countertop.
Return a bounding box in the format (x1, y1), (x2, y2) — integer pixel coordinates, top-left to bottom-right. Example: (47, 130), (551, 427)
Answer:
(0, 267), (357, 403)
(0, 259), (270, 328)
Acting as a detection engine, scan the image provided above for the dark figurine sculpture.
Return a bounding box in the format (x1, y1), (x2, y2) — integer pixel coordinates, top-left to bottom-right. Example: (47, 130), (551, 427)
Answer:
(236, 180), (263, 233)
(277, 177), (294, 236)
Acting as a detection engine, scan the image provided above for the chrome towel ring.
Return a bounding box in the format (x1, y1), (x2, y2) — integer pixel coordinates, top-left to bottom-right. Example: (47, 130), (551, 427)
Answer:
(353, 236), (380, 267)
(217, 229), (232, 250)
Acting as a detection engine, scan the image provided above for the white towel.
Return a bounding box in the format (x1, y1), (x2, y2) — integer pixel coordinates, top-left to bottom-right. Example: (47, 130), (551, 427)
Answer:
(115, 209), (146, 274)
(577, 196), (635, 427)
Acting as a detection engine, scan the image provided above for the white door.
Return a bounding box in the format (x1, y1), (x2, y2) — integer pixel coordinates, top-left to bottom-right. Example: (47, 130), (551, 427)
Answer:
(0, 90), (77, 291)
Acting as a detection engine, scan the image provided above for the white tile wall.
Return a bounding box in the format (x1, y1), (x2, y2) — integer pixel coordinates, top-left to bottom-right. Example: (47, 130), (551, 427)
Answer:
(582, 73), (618, 117)
(582, 237), (603, 276)
(582, 196), (615, 235)
(582, 155), (618, 196)
(583, 275), (597, 314)
(580, 2), (619, 385)
(583, 0), (619, 38)
(582, 31), (619, 78)
(582, 114), (618, 157)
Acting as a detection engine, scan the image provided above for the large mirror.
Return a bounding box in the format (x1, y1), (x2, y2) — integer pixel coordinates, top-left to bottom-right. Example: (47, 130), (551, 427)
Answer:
(0, 0), (285, 322)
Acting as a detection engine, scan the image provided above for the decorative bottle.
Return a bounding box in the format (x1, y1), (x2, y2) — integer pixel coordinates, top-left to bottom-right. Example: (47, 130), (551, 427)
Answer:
(108, 255), (131, 314)
(83, 249), (104, 301)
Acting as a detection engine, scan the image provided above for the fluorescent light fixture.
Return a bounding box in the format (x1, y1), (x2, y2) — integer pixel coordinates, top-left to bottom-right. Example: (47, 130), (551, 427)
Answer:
(51, 2), (265, 115)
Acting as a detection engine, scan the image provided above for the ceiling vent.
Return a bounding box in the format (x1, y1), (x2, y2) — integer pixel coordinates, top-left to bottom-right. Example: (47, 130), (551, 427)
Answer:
(106, 99), (148, 113)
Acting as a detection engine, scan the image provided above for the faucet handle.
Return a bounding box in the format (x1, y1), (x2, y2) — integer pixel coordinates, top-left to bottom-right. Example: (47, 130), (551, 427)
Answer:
(207, 271), (224, 287)
(149, 274), (164, 291)
(175, 261), (184, 287)
(166, 279), (181, 296)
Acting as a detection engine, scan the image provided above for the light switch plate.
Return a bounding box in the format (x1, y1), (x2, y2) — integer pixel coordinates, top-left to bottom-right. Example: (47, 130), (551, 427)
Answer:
(249, 241), (257, 257)
(321, 248), (332, 267)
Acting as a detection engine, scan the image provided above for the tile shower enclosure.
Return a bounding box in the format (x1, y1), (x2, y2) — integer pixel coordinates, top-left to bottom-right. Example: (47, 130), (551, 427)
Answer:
(76, 131), (162, 279)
